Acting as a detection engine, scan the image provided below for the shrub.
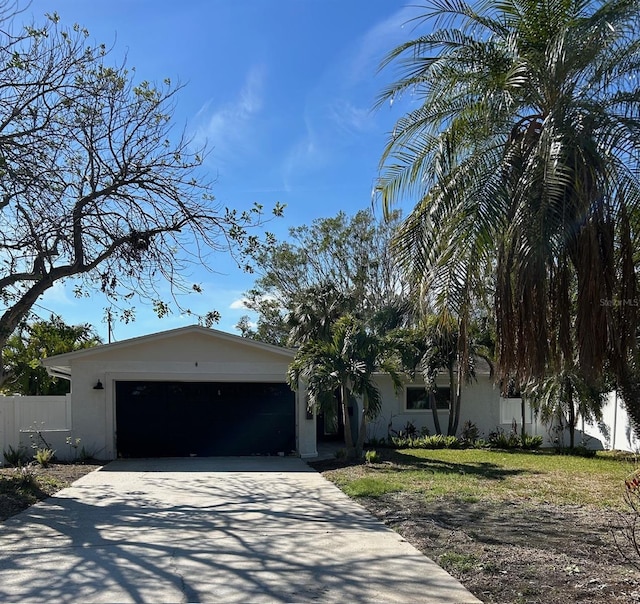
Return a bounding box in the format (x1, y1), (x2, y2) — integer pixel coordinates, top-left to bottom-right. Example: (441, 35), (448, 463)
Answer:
(459, 420), (479, 445)
(390, 434), (462, 449)
(487, 428), (520, 449)
(365, 437), (388, 448)
(13, 464), (36, 486)
(424, 434), (457, 449)
(485, 428), (543, 451)
(364, 450), (380, 464)
(555, 444), (596, 458)
(521, 434), (543, 450)
(390, 420), (419, 440)
(33, 448), (55, 467)
(3, 445), (29, 467)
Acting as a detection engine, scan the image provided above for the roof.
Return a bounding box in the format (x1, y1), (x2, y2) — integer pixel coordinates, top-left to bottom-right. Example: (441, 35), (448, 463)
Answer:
(41, 324), (296, 376)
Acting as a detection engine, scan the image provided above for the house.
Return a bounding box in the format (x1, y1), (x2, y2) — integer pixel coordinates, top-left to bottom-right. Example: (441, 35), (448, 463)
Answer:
(39, 325), (315, 459)
(1, 324), (632, 460)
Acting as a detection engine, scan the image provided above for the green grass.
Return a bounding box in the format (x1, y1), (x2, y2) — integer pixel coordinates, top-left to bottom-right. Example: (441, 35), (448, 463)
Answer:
(438, 552), (478, 574)
(340, 476), (404, 498)
(322, 448), (635, 509)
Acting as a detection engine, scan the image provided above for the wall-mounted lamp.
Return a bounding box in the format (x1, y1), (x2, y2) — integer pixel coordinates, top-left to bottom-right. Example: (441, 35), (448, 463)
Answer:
(93, 380), (104, 390)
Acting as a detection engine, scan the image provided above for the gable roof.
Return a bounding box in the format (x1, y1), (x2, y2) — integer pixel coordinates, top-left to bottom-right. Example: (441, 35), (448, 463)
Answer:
(41, 324), (295, 375)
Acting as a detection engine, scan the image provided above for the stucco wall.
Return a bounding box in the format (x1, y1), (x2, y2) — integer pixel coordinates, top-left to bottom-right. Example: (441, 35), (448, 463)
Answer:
(367, 373), (502, 440)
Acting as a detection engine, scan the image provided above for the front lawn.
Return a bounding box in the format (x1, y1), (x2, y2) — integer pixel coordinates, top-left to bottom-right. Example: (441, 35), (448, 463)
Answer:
(311, 448), (640, 604)
(321, 448), (633, 508)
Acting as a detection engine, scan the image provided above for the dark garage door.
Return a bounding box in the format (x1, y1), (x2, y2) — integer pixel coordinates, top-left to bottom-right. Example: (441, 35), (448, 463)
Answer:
(116, 381), (295, 457)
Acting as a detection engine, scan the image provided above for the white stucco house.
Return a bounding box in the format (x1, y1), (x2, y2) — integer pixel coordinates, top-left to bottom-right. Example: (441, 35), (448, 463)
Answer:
(0, 324), (635, 461)
(39, 325), (314, 460)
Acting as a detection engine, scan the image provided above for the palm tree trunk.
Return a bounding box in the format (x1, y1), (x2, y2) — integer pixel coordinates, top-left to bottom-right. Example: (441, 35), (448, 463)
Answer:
(356, 393), (368, 454)
(340, 383), (355, 455)
(447, 364), (456, 436)
(451, 362), (463, 436)
(430, 390), (442, 435)
(567, 385), (576, 449)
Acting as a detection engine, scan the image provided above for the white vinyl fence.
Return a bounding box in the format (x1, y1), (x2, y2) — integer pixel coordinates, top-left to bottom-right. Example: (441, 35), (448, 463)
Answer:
(0, 395), (73, 463)
(499, 392), (640, 451)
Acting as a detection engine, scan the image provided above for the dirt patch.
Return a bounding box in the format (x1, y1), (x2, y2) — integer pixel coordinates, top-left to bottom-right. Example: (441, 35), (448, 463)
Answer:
(0, 463), (103, 522)
(358, 492), (640, 603)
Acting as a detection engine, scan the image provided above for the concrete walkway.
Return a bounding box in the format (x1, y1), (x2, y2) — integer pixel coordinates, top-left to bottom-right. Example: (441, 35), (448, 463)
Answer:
(0, 457), (480, 603)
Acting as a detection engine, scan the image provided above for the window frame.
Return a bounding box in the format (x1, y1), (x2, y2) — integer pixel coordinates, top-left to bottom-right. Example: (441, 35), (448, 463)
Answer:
(405, 385), (451, 412)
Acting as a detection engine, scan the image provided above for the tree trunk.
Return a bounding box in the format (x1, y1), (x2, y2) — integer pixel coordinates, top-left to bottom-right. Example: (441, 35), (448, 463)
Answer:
(447, 364), (456, 436)
(521, 397), (526, 439)
(340, 383), (355, 455)
(430, 390), (442, 435)
(567, 386), (576, 449)
(451, 361), (463, 436)
(356, 392), (368, 455)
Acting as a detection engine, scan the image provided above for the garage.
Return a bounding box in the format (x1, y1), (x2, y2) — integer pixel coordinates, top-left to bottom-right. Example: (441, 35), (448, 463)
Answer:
(41, 325), (318, 459)
(115, 380), (295, 457)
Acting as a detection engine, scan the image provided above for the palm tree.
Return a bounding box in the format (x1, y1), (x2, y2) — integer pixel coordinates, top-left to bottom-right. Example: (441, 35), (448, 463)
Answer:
(286, 283), (355, 346)
(524, 369), (606, 448)
(376, 0), (640, 432)
(393, 311), (493, 436)
(287, 315), (401, 456)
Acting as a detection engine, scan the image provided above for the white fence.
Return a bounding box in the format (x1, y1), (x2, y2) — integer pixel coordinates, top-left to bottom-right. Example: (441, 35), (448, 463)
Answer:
(499, 392), (640, 451)
(0, 395), (73, 463)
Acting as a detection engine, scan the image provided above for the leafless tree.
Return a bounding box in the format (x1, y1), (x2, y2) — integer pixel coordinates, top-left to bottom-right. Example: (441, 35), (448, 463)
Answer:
(0, 6), (281, 382)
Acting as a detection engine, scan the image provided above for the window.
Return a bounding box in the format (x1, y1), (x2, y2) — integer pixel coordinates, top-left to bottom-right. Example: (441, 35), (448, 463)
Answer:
(406, 386), (450, 411)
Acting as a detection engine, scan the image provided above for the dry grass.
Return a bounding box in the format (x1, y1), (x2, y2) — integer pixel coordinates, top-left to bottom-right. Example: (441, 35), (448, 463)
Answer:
(319, 448), (634, 509)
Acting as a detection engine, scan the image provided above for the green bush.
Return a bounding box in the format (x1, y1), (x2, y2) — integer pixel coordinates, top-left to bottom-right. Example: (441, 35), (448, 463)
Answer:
(3, 445), (29, 467)
(33, 447), (55, 467)
(459, 420), (480, 445)
(390, 434), (462, 449)
(487, 428), (543, 450)
(13, 464), (36, 486)
(521, 434), (543, 450)
(488, 428), (521, 449)
(365, 437), (388, 448)
(364, 450), (380, 464)
(555, 444), (596, 458)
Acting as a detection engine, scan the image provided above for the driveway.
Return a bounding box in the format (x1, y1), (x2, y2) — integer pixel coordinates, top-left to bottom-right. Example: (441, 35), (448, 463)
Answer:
(0, 457), (480, 603)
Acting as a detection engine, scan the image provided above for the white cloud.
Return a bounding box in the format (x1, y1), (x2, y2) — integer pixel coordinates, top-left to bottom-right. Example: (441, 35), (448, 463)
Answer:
(47, 281), (75, 303)
(192, 65), (266, 166)
(280, 5), (420, 190)
(348, 5), (424, 86)
(327, 100), (375, 136)
(229, 298), (248, 310)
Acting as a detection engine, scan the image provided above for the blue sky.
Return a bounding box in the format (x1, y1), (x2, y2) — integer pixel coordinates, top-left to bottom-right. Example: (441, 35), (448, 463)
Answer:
(26, 0), (421, 341)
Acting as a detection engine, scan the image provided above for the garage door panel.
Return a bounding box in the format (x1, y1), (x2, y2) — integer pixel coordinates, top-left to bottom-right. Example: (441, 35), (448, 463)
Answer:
(116, 381), (295, 457)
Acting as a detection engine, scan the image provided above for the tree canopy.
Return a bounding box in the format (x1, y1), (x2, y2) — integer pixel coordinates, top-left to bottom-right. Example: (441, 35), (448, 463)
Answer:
(0, 6), (280, 382)
(237, 209), (411, 346)
(1, 314), (101, 395)
(377, 0), (640, 431)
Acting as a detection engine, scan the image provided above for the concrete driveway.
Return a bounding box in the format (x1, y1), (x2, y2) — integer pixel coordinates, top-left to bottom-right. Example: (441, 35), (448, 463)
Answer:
(0, 457), (480, 603)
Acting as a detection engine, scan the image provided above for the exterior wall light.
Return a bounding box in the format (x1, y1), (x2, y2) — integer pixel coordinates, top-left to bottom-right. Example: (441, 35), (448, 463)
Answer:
(93, 380), (104, 390)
